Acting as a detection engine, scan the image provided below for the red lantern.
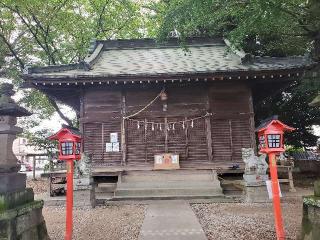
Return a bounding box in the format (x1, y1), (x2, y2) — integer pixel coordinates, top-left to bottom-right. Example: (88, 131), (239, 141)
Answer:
(257, 117), (294, 154)
(49, 126), (82, 240)
(256, 116), (294, 240)
(49, 127), (82, 161)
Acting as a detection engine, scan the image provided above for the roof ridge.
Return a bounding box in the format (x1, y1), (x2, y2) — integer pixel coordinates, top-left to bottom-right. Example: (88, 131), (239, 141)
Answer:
(94, 37), (225, 50)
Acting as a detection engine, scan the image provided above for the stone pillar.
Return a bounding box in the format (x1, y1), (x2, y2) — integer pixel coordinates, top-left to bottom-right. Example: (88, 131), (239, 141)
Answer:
(299, 180), (320, 240)
(242, 148), (269, 203)
(73, 154), (95, 208)
(0, 83), (50, 240)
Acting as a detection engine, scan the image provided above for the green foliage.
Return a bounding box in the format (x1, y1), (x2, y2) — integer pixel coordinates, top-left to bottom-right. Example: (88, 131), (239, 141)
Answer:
(154, 0), (318, 57)
(0, 0), (151, 128)
(255, 84), (320, 147)
(154, 0), (320, 147)
(285, 146), (305, 155)
(23, 129), (58, 158)
(1, 0), (319, 148)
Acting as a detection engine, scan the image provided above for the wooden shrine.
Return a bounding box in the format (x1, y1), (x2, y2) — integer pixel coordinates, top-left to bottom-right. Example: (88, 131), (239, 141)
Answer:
(22, 37), (312, 173)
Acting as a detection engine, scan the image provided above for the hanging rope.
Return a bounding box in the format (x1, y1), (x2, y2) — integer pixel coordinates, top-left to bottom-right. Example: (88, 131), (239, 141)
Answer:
(126, 112), (213, 131)
(123, 88), (165, 119)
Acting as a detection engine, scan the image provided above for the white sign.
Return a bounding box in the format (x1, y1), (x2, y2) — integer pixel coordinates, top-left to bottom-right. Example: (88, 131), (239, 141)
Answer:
(155, 155), (163, 164)
(172, 155), (178, 164)
(110, 133), (118, 143)
(106, 143), (113, 152)
(266, 180), (282, 199)
(112, 142), (120, 152)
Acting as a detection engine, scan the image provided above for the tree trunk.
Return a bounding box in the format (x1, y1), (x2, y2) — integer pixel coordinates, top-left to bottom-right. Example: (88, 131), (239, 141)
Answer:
(313, 33), (320, 62)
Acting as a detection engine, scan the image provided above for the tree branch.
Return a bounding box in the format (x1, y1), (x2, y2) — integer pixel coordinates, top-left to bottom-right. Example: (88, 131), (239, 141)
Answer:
(46, 95), (74, 126)
(95, 0), (111, 38)
(0, 31), (25, 69)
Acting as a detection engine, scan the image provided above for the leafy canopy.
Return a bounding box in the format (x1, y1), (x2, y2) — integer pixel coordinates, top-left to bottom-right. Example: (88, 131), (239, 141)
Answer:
(152, 0), (320, 147)
(0, 0), (153, 126)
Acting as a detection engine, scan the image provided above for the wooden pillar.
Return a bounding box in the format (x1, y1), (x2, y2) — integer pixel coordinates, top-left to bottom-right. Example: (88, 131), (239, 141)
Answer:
(205, 116), (213, 162)
(185, 117), (189, 160)
(164, 117), (168, 153)
(101, 123), (104, 161)
(79, 89), (85, 152)
(121, 91), (127, 165)
(229, 120), (234, 161)
(144, 118), (147, 162)
(248, 93), (257, 153)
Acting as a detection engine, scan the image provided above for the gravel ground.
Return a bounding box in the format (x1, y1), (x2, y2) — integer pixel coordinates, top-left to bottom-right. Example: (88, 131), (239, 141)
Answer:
(43, 205), (146, 240)
(192, 201), (302, 240)
(26, 178), (48, 194)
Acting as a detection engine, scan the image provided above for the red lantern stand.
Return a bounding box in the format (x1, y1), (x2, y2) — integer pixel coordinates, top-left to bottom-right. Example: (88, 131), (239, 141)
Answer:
(49, 128), (82, 240)
(257, 119), (294, 240)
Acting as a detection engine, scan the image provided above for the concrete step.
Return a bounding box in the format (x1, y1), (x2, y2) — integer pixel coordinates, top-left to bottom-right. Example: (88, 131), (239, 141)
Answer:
(121, 170), (216, 182)
(115, 187), (223, 197)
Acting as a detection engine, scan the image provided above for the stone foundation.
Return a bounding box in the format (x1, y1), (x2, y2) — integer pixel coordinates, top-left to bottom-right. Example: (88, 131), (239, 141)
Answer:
(0, 189), (50, 240)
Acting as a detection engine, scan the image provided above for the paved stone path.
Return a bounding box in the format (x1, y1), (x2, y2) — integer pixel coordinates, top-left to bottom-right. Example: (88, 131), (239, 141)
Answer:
(139, 200), (207, 240)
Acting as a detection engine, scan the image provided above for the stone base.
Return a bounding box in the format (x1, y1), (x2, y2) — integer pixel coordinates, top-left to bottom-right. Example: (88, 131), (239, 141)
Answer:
(244, 185), (270, 203)
(299, 196), (320, 240)
(243, 174), (268, 187)
(0, 189), (34, 211)
(0, 173), (26, 193)
(73, 189), (95, 208)
(73, 177), (95, 208)
(0, 200), (50, 240)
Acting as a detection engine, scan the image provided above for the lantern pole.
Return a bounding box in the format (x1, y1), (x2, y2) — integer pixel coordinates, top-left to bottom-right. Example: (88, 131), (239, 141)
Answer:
(65, 159), (74, 240)
(269, 152), (285, 240)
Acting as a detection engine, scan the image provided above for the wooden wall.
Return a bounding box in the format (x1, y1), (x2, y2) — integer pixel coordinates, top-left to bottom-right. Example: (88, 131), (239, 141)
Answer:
(81, 81), (255, 169)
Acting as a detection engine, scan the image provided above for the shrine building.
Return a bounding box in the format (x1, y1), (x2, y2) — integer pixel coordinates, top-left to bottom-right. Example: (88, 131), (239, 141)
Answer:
(22, 38), (312, 199)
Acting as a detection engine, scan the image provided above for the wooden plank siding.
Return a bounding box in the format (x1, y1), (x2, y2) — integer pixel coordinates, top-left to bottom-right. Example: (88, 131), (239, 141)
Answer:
(81, 81), (254, 169)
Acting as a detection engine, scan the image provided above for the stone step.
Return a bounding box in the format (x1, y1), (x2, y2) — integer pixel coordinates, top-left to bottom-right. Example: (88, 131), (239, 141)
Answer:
(121, 170), (216, 182)
(95, 183), (117, 193)
(95, 192), (114, 200)
(117, 180), (221, 189)
(220, 180), (244, 196)
(115, 187), (223, 197)
(110, 194), (226, 201)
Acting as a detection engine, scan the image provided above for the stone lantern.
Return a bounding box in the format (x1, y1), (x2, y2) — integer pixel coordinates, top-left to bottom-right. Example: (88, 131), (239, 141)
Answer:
(0, 83), (49, 240)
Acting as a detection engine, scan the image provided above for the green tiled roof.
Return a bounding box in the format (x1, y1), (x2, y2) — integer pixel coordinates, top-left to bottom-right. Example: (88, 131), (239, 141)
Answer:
(23, 38), (312, 80)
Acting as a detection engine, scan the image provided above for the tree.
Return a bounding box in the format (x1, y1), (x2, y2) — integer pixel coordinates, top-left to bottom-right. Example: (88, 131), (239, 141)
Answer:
(0, 0), (150, 127)
(152, 0), (320, 147)
(153, 0), (319, 58)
